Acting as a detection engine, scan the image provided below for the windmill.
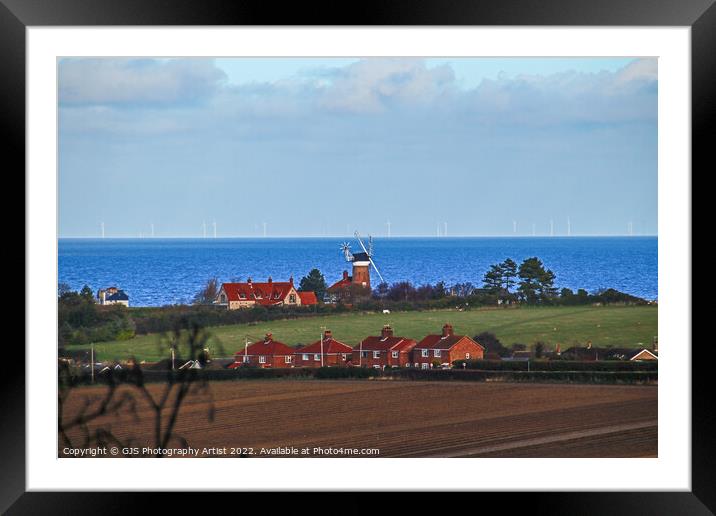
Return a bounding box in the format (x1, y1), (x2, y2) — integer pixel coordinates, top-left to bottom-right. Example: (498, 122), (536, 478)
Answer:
(353, 231), (385, 285)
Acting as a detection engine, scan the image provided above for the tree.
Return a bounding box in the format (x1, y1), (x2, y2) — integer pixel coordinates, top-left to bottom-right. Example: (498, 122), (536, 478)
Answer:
(474, 331), (509, 357)
(433, 281), (448, 299)
(193, 277), (219, 305)
(501, 258), (518, 292)
(539, 269), (557, 300)
(517, 257), (557, 303)
(80, 284), (95, 303)
(298, 269), (327, 301)
(373, 281), (389, 300)
(387, 281), (416, 302)
(482, 264), (503, 292)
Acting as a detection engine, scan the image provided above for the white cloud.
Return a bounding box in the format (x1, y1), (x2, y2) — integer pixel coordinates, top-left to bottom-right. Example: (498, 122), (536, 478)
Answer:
(317, 58), (456, 113)
(59, 58), (227, 106)
(58, 57), (657, 138)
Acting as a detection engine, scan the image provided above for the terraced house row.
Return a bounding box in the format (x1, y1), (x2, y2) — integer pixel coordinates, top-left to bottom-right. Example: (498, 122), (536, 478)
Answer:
(228, 324), (485, 370)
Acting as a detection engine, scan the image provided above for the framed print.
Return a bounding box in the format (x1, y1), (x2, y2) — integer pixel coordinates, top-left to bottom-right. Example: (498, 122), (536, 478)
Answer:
(6, 0), (710, 512)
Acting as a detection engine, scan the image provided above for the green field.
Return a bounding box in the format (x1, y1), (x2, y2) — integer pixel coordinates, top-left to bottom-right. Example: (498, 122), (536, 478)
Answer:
(64, 305), (658, 362)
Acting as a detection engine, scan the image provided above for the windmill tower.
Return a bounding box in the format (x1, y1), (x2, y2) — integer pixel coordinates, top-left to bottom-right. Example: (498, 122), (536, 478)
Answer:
(340, 232), (385, 289)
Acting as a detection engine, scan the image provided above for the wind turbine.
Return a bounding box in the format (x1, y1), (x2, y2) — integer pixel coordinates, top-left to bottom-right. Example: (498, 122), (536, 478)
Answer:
(100, 221), (105, 239)
(567, 217), (571, 237)
(386, 220), (391, 238)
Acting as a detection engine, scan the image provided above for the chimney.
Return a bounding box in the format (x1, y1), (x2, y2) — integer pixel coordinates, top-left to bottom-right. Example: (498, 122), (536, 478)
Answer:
(381, 325), (394, 338)
(442, 323), (454, 338)
(247, 277), (253, 285)
(555, 343), (561, 355)
(289, 275), (294, 286)
(343, 270), (349, 280)
(268, 276), (272, 284)
(323, 329), (333, 340)
(264, 333), (272, 343)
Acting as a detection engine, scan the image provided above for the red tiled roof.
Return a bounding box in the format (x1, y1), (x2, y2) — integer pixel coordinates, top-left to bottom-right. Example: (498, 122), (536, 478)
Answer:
(327, 278), (352, 291)
(415, 334), (484, 351)
(297, 337), (353, 354)
(221, 281), (297, 305)
(234, 335), (294, 356)
(297, 291), (318, 305)
(355, 336), (417, 352)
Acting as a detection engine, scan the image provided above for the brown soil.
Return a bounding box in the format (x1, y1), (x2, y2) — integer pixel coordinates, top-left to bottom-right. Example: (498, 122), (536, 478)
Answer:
(59, 380), (657, 458)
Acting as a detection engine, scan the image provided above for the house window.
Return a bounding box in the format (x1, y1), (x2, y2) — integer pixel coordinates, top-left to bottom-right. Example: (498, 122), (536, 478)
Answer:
(314, 354), (321, 361)
(434, 350), (441, 358)
(465, 352), (471, 360)
(274, 292), (281, 299)
(421, 349), (429, 358)
(342, 353), (348, 360)
(421, 363), (429, 370)
(302, 354), (309, 361)
(242, 355), (249, 363)
(361, 351), (368, 358)
(239, 293), (246, 299)
(289, 294), (296, 303)
(220, 294), (226, 303)
(285, 355), (292, 363)
(373, 365), (381, 370)
(391, 351), (399, 359)
(259, 356), (266, 364)
(373, 351), (380, 359)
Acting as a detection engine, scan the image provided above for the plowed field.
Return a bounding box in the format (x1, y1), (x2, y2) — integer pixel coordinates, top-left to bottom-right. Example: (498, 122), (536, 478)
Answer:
(60, 380), (657, 458)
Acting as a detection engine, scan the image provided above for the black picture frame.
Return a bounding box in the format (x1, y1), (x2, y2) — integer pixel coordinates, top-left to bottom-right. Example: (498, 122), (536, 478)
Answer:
(5, 0), (708, 513)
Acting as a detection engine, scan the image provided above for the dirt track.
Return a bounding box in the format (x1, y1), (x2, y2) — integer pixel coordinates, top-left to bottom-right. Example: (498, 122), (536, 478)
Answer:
(60, 380), (657, 458)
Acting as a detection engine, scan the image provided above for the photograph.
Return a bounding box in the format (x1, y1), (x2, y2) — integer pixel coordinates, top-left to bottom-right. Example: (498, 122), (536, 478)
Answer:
(56, 55), (660, 460)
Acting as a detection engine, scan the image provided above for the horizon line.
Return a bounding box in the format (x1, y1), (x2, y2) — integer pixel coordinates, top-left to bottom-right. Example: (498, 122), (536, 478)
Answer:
(58, 233), (658, 239)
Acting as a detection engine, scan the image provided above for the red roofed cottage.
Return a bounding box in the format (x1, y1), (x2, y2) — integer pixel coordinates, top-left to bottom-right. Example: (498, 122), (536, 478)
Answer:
(353, 325), (416, 369)
(412, 324), (484, 369)
(215, 277), (317, 310)
(294, 329), (353, 367)
(229, 333), (295, 368)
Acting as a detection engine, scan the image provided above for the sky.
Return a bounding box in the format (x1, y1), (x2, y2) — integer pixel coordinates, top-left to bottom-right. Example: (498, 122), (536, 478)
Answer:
(58, 57), (657, 238)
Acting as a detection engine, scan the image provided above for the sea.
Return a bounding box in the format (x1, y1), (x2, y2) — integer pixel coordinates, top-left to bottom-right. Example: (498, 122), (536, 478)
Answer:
(58, 236), (657, 307)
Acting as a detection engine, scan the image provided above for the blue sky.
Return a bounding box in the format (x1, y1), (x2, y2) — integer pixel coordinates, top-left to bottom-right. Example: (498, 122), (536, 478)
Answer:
(58, 57), (657, 237)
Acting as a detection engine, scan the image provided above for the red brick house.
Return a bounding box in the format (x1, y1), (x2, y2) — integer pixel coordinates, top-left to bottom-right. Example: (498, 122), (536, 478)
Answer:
(215, 277), (318, 310)
(229, 333), (295, 368)
(294, 330), (352, 367)
(412, 324), (485, 369)
(353, 325), (417, 369)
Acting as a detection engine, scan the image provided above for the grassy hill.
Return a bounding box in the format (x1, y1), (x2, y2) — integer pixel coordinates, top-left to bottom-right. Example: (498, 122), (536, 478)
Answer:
(64, 305), (658, 362)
